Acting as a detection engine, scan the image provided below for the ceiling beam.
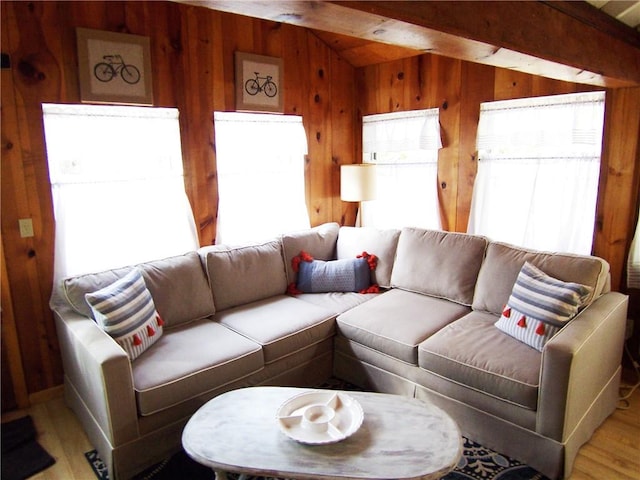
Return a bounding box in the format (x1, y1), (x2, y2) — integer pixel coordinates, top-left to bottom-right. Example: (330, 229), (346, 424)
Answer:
(182, 0), (640, 87)
(551, 1), (640, 47)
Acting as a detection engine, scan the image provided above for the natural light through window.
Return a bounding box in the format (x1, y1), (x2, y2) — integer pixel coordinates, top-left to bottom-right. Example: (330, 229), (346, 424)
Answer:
(362, 109), (442, 229)
(628, 204), (640, 289)
(213, 112), (310, 245)
(467, 91), (605, 255)
(42, 104), (199, 281)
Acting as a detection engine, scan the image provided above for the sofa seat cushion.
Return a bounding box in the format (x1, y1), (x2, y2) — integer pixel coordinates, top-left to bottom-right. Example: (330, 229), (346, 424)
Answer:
(294, 292), (380, 315)
(132, 318), (263, 416)
(336, 289), (470, 365)
(418, 311), (541, 410)
(216, 295), (336, 364)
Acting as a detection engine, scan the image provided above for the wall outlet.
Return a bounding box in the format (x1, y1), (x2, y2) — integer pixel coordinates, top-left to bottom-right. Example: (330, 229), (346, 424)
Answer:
(18, 218), (34, 238)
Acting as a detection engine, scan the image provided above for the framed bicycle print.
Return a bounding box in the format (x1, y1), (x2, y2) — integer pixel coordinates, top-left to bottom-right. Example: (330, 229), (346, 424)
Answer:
(235, 52), (283, 113)
(76, 28), (154, 105)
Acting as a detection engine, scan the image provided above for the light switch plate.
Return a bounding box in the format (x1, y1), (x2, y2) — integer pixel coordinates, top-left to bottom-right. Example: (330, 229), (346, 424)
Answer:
(18, 218), (34, 238)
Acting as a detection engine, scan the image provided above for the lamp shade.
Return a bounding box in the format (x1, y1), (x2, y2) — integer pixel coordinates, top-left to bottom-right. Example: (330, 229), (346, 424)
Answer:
(340, 164), (377, 202)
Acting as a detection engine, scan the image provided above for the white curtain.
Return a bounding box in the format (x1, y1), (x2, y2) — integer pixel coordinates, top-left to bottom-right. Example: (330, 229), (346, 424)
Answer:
(362, 109), (442, 230)
(363, 109), (442, 152)
(468, 92), (605, 254)
(628, 205), (640, 289)
(43, 104), (199, 281)
(213, 112), (310, 245)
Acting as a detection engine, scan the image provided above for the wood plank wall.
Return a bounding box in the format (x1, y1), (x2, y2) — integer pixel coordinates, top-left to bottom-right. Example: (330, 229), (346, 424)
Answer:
(0, 0), (357, 409)
(1, 0), (639, 408)
(356, 55), (640, 293)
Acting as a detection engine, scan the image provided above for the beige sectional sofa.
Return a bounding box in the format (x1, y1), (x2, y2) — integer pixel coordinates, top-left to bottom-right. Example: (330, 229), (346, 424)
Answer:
(50, 223), (628, 480)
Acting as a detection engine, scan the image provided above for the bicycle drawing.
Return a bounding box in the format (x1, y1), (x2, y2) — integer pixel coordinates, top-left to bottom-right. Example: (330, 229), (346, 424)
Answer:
(93, 55), (141, 85)
(244, 72), (278, 98)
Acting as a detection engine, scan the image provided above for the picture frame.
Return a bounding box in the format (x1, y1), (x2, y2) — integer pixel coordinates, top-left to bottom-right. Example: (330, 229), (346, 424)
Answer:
(76, 27), (154, 105)
(235, 52), (284, 113)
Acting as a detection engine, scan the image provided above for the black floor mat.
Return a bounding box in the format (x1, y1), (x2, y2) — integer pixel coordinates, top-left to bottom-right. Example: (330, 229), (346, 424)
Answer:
(1, 415), (55, 480)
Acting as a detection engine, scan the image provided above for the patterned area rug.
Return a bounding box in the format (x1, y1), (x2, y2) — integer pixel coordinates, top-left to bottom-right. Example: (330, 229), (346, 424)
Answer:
(85, 379), (548, 480)
(85, 435), (549, 480)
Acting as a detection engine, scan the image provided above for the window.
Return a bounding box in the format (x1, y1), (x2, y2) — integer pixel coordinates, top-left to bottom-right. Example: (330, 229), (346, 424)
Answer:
(467, 92), (605, 254)
(213, 112), (310, 245)
(43, 104), (199, 281)
(628, 204), (640, 289)
(361, 109), (442, 229)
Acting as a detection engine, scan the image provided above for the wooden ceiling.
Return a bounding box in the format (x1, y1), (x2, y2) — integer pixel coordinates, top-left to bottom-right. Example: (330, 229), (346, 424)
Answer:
(310, 29), (423, 68)
(179, 1), (640, 87)
(586, 0), (640, 31)
(315, 1), (640, 68)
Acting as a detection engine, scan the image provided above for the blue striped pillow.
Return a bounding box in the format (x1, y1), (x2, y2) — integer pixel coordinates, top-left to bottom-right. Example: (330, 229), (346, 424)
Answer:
(495, 262), (592, 351)
(85, 269), (163, 360)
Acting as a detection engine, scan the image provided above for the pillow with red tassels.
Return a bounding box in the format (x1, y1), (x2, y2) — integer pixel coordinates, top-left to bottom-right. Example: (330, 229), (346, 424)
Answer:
(495, 262), (591, 352)
(287, 251), (380, 295)
(85, 268), (164, 361)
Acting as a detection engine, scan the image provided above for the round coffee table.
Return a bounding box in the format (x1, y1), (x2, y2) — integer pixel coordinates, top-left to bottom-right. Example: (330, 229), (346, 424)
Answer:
(182, 386), (462, 480)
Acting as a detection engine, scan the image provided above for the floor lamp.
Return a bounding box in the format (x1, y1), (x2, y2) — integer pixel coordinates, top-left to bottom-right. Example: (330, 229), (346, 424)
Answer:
(340, 164), (377, 227)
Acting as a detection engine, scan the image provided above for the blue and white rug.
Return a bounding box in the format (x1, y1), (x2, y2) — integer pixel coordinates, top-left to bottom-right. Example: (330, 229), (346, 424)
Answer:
(446, 437), (548, 479)
(85, 436), (549, 480)
(86, 378), (548, 480)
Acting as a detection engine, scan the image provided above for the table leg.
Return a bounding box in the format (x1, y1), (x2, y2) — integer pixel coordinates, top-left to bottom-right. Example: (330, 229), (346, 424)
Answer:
(214, 470), (247, 480)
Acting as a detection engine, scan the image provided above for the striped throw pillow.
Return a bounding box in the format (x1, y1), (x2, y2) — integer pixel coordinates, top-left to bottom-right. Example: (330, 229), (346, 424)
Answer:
(85, 269), (164, 360)
(495, 262), (592, 351)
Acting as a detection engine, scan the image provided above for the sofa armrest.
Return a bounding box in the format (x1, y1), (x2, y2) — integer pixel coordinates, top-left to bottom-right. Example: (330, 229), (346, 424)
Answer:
(53, 306), (139, 445)
(537, 291), (628, 441)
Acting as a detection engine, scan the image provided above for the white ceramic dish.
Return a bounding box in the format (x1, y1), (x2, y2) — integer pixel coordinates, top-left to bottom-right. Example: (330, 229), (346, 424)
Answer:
(276, 391), (364, 444)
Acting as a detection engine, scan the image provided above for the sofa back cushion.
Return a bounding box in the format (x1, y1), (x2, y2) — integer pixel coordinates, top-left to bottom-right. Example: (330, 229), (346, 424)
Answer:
(62, 252), (216, 328)
(472, 241), (610, 315)
(281, 223), (340, 284)
(200, 240), (287, 311)
(391, 228), (488, 306)
(336, 226), (400, 288)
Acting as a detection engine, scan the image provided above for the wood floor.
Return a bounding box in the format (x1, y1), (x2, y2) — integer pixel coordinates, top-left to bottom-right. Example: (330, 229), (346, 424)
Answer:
(2, 377), (639, 480)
